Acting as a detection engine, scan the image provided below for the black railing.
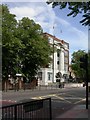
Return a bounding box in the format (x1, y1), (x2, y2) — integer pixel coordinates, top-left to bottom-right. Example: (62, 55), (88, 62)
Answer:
(1, 98), (52, 120)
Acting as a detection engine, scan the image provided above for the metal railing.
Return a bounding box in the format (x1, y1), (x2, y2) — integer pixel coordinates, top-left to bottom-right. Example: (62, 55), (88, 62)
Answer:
(1, 98), (52, 120)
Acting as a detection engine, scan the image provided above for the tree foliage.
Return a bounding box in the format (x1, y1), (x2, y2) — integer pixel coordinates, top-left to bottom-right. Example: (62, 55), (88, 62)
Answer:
(16, 17), (52, 80)
(47, 2), (90, 26)
(71, 50), (87, 81)
(2, 4), (18, 80)
(2, 4), (52, 81)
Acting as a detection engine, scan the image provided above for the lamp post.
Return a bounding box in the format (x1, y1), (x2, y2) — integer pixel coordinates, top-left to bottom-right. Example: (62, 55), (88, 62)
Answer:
(52, 36), (54, 83)
(52, 26), (55, 83)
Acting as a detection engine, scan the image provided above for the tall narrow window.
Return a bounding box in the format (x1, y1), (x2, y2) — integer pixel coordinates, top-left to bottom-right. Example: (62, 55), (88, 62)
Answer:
(38, 72), (42, 80)
(57, 61), (59, 65)
(48, 72), (52, 81)
(64, 65), (68, 72)
(57, 49), (60, 57)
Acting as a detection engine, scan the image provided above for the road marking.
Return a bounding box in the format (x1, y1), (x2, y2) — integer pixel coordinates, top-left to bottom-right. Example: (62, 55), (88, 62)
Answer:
(31, 94), (56, 99)
(62, 97), (82, 100)
(54, 95), (72, 104)
(32, 94), (72, 104)
(38, 97), (43, 99)
(74, 98), (86, 104)
(31, 97), (41, 99)
(31, 94), (85, 105)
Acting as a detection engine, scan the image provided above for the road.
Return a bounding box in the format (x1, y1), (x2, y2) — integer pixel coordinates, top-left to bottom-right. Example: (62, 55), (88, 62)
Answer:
(2, 87), (87, 118)
(2, 87), (86, 103)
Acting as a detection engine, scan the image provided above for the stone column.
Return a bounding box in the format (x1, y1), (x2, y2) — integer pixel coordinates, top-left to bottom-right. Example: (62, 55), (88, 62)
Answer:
(59, 47), (64, 75)
(54, 52), (57, 82)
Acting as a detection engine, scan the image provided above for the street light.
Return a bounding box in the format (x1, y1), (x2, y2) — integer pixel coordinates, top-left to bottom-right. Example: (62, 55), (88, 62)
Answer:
(52, 35), (54, 83)
(52, 25), (56, 83)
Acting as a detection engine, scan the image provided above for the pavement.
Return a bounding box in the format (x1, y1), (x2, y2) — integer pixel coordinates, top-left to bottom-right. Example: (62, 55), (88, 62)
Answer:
(56, 105), (89, 119)
(56, 91), (90, 120)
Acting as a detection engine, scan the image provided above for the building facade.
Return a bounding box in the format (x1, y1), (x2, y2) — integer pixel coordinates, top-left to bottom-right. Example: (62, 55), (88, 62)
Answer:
(38, 33), (69, 85)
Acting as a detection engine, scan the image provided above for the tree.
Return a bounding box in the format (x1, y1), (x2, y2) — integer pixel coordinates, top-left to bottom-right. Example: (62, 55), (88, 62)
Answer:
(2, 4), (21, 81)
(16, 17), (52, 81)
(71, 50), (87, 82)
(47, 2), (90, 26)
(2, 4), (52, 82)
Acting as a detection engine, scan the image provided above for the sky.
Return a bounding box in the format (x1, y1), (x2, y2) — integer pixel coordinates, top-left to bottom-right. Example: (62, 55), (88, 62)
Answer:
(2, 0), (88, 63)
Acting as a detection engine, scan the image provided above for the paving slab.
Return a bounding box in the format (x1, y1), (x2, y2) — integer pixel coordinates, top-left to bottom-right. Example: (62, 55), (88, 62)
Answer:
(56, 105), (89, 118)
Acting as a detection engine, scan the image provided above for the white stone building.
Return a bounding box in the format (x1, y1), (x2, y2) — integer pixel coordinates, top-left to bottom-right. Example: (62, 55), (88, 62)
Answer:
(38, 33), (69, 85)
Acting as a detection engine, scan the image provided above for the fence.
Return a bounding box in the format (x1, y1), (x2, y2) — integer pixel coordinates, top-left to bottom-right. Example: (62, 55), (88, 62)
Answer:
(1, 98), (52, 120)
(2, 79), (38, 91)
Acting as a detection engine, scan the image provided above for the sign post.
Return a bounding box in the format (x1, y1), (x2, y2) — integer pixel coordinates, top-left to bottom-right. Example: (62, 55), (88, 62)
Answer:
(80, 54), (88, 109)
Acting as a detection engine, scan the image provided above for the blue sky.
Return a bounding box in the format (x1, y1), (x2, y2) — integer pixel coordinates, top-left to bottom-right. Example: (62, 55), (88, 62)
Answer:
(2, 0), (88, 63)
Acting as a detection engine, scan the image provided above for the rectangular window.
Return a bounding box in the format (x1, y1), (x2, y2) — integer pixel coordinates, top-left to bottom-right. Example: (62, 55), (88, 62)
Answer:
(64, 65), (68, 72)
(57, 65), (59, 70)
(57, 53), (59, 57)
(48, 72), (52, 81)
(64, 43), (69, 49)
(64, 57), (68, 63)
(57, 49), (60, 57)
(64, 50), (68, 57)
(57, 61), (59, 65)
(38, 72), (42, 80)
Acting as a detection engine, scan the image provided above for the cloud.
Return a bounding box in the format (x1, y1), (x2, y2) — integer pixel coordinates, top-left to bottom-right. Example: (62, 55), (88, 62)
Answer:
(10, 6), (36, 19)
(9, 2), (56, 34)
(2, 0), (46, 2)
(10, 5), (47, 20)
